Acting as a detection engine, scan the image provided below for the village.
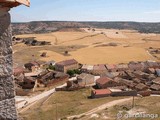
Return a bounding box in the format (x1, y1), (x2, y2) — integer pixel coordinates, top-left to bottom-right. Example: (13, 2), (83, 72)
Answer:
(14, 58), (160, 99)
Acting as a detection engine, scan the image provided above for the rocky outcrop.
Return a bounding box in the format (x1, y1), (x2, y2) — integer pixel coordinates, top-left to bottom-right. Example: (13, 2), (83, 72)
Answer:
(0, 9), (17, 120)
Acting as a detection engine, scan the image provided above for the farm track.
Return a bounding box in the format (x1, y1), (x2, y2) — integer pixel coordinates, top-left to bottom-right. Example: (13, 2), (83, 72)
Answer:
(57, 33), (101, 45)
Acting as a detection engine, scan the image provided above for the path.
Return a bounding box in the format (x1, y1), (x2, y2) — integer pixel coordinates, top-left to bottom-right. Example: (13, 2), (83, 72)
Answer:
(16, 77), (76, 110)
(67, 97), (134, 120)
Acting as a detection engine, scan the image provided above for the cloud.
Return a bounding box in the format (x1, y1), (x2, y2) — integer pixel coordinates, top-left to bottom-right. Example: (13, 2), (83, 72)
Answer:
(144, 10), (160, 14)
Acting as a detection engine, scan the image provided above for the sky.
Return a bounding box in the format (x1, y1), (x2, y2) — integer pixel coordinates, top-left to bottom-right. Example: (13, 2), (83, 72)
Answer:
(10, 0), (160, 22)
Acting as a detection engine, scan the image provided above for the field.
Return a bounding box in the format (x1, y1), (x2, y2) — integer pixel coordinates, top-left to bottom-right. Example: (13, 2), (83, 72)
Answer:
(83, 96), (160, 120)
(14, 28), (160, 66)
(19, 88), (127, 120)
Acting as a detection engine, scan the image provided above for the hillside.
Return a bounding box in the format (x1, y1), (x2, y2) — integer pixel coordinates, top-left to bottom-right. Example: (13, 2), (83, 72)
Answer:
(12, 21), (160, 35)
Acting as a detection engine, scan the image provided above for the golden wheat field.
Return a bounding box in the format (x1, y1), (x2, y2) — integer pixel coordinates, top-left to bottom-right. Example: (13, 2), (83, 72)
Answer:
(14, 28), (160, 65)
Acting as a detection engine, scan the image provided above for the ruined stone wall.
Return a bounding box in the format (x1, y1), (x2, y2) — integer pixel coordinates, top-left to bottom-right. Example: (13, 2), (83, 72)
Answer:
(0, 8), (17, 120)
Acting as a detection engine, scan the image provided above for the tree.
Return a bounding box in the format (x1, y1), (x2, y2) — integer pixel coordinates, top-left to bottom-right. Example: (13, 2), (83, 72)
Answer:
(67, 70), (75, 76)
(48, 65), (55, 70)
(74, 69), (81, 74)
(64, 51), (68, 55)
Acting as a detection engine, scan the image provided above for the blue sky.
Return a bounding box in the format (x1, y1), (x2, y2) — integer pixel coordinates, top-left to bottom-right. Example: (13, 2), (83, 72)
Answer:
(10, 0), (160, 22)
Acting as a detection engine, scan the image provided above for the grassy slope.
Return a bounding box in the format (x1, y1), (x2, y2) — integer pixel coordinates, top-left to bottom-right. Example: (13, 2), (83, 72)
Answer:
(106, 96), (160, 120)
(20, 88), (127, 120)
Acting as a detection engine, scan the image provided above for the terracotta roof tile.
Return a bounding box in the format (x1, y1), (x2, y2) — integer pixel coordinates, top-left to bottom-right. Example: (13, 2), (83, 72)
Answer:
(56, 59), (78, 66)
(93, 89), (111, 95)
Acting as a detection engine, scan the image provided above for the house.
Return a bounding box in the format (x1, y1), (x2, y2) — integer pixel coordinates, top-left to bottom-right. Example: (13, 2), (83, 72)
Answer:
(133, 78), (141, 84)
(145, 61), (160, 69)
(92, 64), (107, 75)
(116, 64), (128, 71)
(91, 89), (112, 98)
(81, 64), (94, 73)
(156, 69), (160, 77)
(148, 74), (156, 81)
(96, 77), (119, 89)
(105, 64), (118, 72)
(128, 62), (144, 71)
(152, 77), (160, 85)
(24, 69), (44, 77)
(150, 84), (160, 91)
(118, 71), (133, 80)
(146, 68), (155, 74)
(13, 67), (25, 76)
(133, 71), (149, 79)
(24, 61), (41, 72)
(21, 77), (37, 89)
(38, 71), (69, 87)
(135, 83), (148, 91)
(101, 72), (120, 79)
(55, 59), (79, 73)
(77, 73), (95, 86)
(117, 79), (136, 89)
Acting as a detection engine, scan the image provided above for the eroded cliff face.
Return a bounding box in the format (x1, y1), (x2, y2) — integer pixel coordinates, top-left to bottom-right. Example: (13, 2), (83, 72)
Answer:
(0, 9), (17, 120)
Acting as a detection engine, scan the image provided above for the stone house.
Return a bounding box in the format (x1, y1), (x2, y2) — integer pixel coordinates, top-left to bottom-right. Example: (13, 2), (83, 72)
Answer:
(96, 77), (119, 89)
(128, 62), (144, 71)
(133, 71), (150, 79)
(145, 61), (160, 69)
(92, 64), (108, 75)
(106, 64), (118, 72)
(116, 64), (129, 71)
(77, 73), (95, 86)
(150, 84), (160, 91)
(21, 77), (36, 89)
(38, 71), (69, 87)
(118, 79), (136, 89)
(24, 61), (41, 72)
(156, 69), (160, 77)
(55, 59), (79, 73)
(81, 64), (94, 73)
(152, 77), (160, 85)
(135, 83), (148, 91)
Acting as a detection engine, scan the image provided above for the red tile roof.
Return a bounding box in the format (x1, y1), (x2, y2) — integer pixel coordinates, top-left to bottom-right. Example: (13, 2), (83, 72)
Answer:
(96, 77), (113, 85)
(56, 59), (78, 66)
(93, 89), (111, 95)
(106, 64), (117, 70)
(93, 64), (107, 70)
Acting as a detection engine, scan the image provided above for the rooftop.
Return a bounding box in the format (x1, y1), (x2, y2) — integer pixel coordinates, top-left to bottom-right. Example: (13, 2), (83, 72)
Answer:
(56, 59), (78, 66)
(93, 89), (112, 95)
(93, 64), (107, 71)
(96, 77), (113, 85)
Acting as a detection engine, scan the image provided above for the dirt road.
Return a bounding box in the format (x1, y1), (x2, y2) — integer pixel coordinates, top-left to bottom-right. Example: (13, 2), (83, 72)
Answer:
(67, 97), (134, 120)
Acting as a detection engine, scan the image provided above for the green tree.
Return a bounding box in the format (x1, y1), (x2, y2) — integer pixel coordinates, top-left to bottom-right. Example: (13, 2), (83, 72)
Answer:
(67, 70), (75, 76)
(48, 65), (55, 70)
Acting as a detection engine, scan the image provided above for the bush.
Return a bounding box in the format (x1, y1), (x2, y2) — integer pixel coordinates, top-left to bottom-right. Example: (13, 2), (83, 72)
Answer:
(67, 69), (81, 76)
(67, 70), (75, 76)
(48, 65), (55, 70)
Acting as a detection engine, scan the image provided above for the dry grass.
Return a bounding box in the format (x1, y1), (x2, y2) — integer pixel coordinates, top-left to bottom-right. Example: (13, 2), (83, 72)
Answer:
(107, 96), (160, 120)
(19, 88), (127, 120)
(14, 29), (160, 65)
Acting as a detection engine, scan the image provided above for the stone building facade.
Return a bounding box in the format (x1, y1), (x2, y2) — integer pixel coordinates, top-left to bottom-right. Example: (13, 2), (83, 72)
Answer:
(0, 8), (17, 120)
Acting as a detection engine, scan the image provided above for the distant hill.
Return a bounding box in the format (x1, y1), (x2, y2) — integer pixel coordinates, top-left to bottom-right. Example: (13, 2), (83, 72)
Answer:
(11, 21), (160, 35)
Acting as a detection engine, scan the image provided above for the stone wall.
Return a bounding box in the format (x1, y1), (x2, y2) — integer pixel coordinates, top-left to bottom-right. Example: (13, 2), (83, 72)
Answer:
(0, 8), (17, 120)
